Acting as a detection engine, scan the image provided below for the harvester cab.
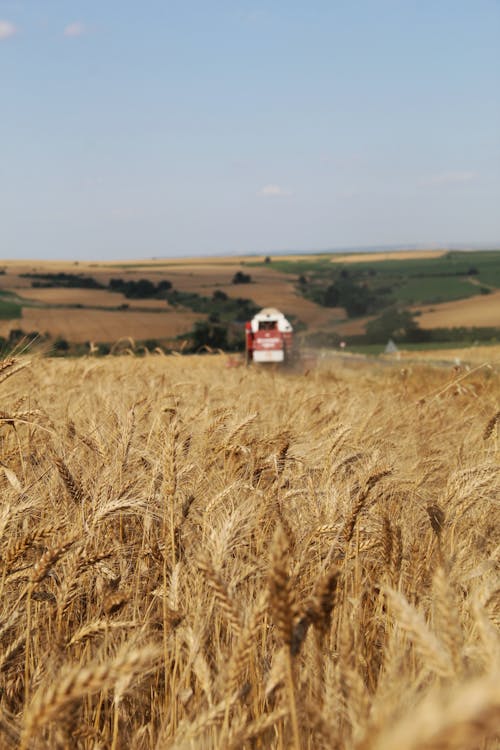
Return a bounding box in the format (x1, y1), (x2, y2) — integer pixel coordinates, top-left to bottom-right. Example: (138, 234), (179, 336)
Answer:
(245, 308), (293, 364)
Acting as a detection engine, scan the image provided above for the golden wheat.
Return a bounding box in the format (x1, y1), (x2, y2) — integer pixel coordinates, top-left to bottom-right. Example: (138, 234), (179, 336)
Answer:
(0, 352), (497, 748)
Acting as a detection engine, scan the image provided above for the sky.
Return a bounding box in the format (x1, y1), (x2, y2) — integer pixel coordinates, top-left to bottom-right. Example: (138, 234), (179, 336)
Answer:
(1, 1), (499, 260)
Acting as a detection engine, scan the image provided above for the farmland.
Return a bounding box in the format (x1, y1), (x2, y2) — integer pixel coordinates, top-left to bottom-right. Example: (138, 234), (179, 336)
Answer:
(11, 287), (168, 310)
(1, 353), (499, 749)
(0, 258), (341, 346)
(0, 250), (499, 352)
(3, 307), (200, 344)
(415, 290), (500, 329)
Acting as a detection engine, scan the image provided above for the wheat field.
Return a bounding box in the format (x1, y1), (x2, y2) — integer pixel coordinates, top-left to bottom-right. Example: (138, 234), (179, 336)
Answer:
(0, 354), (499, 749)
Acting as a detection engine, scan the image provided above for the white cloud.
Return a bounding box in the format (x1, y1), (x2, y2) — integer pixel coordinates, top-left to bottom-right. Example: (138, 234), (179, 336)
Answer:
(64, 21), (86, 37)
(258, 184), (292, 197)
(0, 20), (17, 39)
(420, 171), (477, 187)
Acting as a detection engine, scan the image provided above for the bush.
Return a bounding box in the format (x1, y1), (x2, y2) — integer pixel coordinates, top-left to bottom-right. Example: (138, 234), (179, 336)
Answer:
(109, 278), (172, 299)
(54, 336), (70, 352)
(22, 272), (104, 290)
(232, 271), (252, 284)
(212, 290), (228, 301)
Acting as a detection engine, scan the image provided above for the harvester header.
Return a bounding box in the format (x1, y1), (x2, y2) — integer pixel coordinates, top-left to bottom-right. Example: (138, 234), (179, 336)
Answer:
(245, 308), (293, 364)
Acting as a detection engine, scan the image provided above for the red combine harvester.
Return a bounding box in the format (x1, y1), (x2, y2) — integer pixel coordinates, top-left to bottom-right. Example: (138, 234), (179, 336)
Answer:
(245, 308), (293, 365)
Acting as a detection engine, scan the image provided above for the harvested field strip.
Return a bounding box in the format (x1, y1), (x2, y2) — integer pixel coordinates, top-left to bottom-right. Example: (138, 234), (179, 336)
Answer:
(330, 249), (447, 263)
(15, 287), (168, 310)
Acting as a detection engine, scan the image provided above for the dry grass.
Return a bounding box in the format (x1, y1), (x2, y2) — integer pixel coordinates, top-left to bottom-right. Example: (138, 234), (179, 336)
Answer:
(0, 350), (499, 749)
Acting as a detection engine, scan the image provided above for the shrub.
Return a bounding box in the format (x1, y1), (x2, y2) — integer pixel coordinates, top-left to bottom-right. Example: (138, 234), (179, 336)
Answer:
(212, 290), (228, 301)
(232, 271), (252, 284)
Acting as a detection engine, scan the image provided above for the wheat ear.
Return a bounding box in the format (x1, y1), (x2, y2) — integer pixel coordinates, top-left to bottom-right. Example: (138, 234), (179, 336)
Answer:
(21, 644), (160, 749)
(197, 553), (242, 635)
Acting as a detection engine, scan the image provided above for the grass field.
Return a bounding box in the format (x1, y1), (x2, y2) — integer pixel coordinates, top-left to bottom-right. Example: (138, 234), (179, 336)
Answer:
(393, 276), (478, 304)
(1, 353), (499, 748)
(0, 297), (22, 320)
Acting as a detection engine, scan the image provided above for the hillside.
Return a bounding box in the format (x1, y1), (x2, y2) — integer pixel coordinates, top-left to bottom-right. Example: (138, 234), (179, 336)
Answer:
(0, 250), (499, 352)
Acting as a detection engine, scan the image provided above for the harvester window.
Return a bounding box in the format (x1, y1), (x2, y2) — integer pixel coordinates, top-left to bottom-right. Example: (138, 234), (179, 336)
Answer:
(259, 321), (276, 330)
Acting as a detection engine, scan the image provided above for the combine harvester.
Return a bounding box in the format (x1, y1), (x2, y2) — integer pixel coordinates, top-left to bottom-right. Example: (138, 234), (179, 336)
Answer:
(245, 307), (294, 365)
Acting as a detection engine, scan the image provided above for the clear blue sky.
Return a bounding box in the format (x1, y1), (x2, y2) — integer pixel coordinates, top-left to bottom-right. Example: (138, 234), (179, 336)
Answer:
(1, 0), (499, 259)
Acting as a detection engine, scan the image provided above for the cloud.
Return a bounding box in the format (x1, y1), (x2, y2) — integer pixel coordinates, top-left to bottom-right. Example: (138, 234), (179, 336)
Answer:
(64, 21), (86, 37)
(0, 20), (17, 39)
(258, 184), (292, 197)
(420, 171), (477, 187)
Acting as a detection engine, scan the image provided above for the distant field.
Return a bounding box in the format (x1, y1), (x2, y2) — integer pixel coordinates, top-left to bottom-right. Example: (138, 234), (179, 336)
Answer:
(1, 250), (499, 345)
(334, 287), (500, 336)
(0, 307), (200, 343)
(160, 268), (341, 328)
(259, 250), (500, 308)
(414, 289), (500, 328)
(393, 275), (477, 304)
(0, 258), (343, 340)
(17, 287), (168, 310)
(330, 249), (447, 263)
(0, 293), (22, 319)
